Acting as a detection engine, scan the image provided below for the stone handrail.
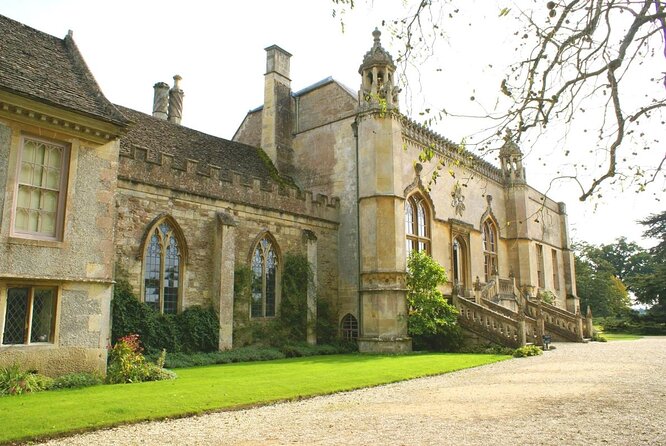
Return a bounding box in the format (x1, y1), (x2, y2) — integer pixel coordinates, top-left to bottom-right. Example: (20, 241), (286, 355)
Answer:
(481, 298), (539, 345)
(454, 295), (523, 348)
(524, 298), (583, 342)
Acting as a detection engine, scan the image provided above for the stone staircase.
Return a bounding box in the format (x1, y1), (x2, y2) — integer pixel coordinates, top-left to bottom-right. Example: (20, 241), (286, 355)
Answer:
(452, 276), (593, 348)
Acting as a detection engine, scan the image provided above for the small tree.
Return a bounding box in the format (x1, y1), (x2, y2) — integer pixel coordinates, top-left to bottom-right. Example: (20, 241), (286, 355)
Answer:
(406, 251), (458, 337)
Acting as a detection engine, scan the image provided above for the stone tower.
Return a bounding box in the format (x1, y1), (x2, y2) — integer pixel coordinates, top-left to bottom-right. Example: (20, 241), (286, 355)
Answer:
(355, 29), (411, 352)
(500, 131), (533, 291)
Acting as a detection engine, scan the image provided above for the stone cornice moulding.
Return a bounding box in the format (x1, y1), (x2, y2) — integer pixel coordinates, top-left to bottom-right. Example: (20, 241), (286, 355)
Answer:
(0, 90), (128, 144)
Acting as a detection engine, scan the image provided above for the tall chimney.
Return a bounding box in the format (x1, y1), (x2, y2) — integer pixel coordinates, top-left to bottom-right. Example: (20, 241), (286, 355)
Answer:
(261, 45), (292, 173)
(152, 82), (169, 120)
(168, 75), (184, 125)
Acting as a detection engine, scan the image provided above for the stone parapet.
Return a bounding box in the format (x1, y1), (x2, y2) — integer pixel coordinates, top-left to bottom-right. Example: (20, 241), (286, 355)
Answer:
(400, 115), (504, 184)
(118, 145), (340, 223)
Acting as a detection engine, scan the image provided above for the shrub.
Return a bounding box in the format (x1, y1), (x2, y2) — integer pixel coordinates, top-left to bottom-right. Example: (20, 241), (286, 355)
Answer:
(412, 324), (464, 352)
(146, 343), (355, 369)
(539, 290), (556, 305)
(111, 280), (219, 353)
(406, 251), (460, 352)
(591, 332), (608, 342)
(177, 306), (220, 353)
(513, 345), (543, 358)
(107, 334), (150, 384)
(279, 254), (311, 343)
(107, 334), (176, 384)
(0, 364), (52, 396)
(458, 343), (515, 356)
(50, 372), (103, 390)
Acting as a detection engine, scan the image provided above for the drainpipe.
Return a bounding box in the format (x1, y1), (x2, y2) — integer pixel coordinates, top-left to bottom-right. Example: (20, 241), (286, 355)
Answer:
(352, 118), (362, 336)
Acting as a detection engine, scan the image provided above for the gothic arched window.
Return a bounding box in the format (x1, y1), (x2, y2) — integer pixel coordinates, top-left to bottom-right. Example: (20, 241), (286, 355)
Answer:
(142, 218), (185, 314)
(251, 235), (279, 318)
(482, 220), (498, 282)
(405, 194), (430, 255)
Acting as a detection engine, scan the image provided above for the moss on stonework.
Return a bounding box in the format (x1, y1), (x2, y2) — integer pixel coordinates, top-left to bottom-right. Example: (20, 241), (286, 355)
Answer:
(255, 147), (297, 189)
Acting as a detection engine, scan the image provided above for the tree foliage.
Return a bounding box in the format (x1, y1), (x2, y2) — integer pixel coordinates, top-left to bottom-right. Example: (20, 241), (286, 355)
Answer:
(406, 251), (458, 336)
(634, 210), (666, 310)
(333, 0), (666, 201)
(574, 241), (633, 316)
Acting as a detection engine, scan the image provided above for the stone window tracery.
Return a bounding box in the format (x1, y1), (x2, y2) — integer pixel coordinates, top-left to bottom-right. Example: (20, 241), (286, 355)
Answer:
(482, 220), (498, 282)
(251, 235), (279, 318)
(405, 194), (430, 255)
(142, 218), (184, 314)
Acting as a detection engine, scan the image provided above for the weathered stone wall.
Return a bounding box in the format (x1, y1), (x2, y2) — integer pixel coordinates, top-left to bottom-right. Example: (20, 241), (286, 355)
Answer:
(115, 162), (339, 347)
(0, 115), (118, 375)
(292, 113), (358, 321)
(295, 81), (357, 133)
(233, 109), (262, 148)
(0, 282), (111, 377)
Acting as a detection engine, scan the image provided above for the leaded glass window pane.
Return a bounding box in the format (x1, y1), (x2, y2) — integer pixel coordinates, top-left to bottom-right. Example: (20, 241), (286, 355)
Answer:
(417, 201), (426, 237)
(30, 288), (55, 343)
(265, 248), (277, 317)
(250, 236), (280, 318)
(3, 288), (28, 345)
(405, 201), (414, 235)
(251, 248), (263, 317)
(144, 232), (161, 312)
(163, 236), (180, 314)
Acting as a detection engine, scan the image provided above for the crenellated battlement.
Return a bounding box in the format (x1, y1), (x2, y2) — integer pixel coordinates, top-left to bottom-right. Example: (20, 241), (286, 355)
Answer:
(118, 145), (340, 222)
(400, 116), (504, 184)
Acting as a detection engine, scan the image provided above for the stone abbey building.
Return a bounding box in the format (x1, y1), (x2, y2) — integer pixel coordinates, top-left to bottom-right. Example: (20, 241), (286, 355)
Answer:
(0, 16), (590, 375)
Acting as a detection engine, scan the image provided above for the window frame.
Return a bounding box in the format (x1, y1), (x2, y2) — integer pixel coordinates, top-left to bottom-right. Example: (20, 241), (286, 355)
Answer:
(536, 243), (545, 289)
(1, 285), (58, 346)
(482, 219), (498, 282)
(405, 194), (431, 255)
(340, 313), (359, 340)
(551, 248), (561, 291)
(11, 134), (71, 241)
(250, 234), (281, 319)
(140, 217), (186, 314)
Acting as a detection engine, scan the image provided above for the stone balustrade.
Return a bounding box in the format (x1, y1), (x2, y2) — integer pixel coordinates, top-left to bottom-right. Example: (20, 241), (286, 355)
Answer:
(454, 295), (523, 348)
(524, 298), (583, 342)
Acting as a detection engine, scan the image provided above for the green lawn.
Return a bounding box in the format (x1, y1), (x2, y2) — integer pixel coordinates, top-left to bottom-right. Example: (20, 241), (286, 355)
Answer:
(0, 353), (508, 444)
(603, 332), (642, 341)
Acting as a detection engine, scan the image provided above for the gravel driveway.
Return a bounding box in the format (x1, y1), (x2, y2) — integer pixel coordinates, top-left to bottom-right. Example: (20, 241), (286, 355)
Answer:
(40, 337), (666, 446)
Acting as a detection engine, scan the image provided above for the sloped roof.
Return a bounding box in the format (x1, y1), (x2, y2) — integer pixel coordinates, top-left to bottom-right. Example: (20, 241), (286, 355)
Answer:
(116, 105), (279, 183)
(0, 14), (128, 126)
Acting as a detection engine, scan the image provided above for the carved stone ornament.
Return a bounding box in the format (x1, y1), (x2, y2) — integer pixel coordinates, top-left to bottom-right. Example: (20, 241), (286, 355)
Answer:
(451, 182), (466, 217)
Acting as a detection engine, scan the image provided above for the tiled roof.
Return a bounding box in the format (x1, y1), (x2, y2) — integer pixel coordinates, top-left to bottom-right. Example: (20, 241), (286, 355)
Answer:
(0, 14), (128, 126)
(116, 105), (279, 183)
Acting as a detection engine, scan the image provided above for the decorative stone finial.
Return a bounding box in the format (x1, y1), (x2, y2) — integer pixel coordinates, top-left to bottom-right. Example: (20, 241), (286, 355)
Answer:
(372, 28), (381, 45)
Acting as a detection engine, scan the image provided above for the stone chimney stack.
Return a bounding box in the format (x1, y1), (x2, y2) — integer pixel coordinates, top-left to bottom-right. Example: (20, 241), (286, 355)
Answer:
(168, 75), (184, 125)
(262, 45), (293, 173)
(152, 82), (169, 120)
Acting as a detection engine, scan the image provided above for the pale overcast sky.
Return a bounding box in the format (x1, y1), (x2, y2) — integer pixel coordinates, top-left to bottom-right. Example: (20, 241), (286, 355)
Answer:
(2, 0), (663, 248)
